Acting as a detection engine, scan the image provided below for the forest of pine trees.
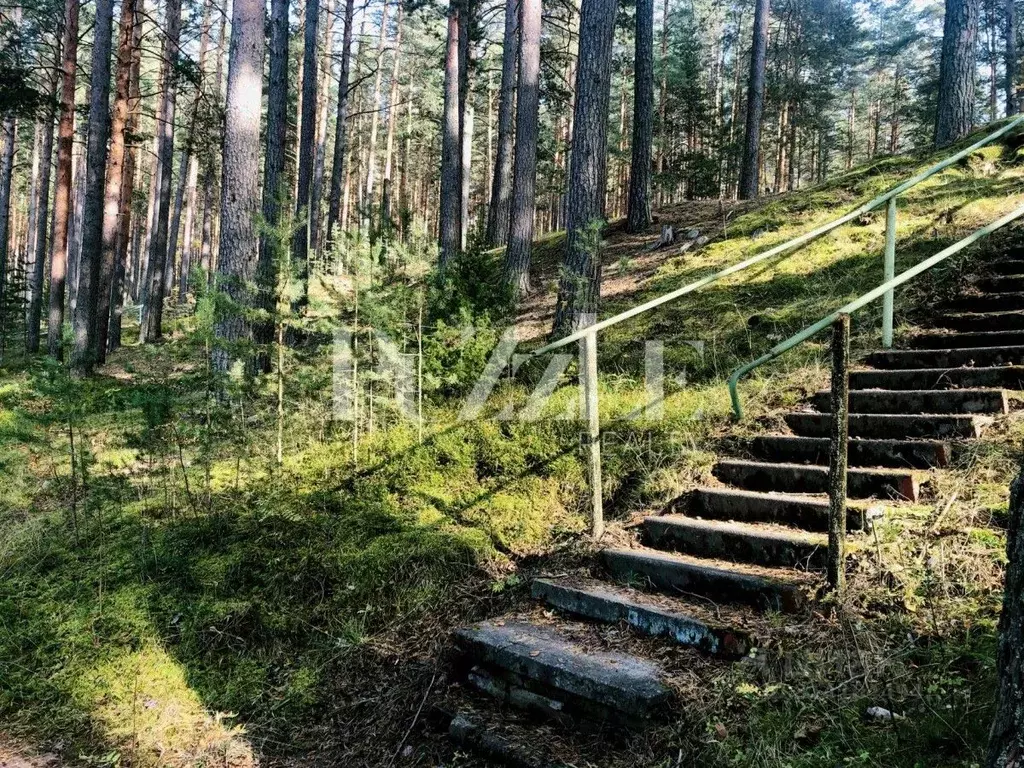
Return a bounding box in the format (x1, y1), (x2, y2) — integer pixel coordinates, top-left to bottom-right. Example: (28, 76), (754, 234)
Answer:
(0, 0), (1014, 368)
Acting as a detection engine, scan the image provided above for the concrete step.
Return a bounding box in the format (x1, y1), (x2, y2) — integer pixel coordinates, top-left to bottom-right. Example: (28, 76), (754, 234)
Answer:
(531, 577), (750, 657)
(978, 275), (1024, 292)
(454, 620), (672, 719)
(447, 713), (557, 768)
(850, 365), (1024, 390)
(909, 329), (1024, 349)
(810, 387), (1006, 414)
(940, 310), (1024, 332)
(713, 458), (920, 500)
(984, 260), (1024, 275)
(866, 345), (1024, 369)
(749, 434), (952, 469)
(643, 515), (828, 570)
(784, 412), (986, 440)
(943, 292), (1024, 312)
(686, 487), (873, 531)
(602, 547), (810, 613)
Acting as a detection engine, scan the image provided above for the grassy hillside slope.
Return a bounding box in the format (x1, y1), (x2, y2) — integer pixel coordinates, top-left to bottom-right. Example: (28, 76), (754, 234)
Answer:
(2, 122), (1024, 766)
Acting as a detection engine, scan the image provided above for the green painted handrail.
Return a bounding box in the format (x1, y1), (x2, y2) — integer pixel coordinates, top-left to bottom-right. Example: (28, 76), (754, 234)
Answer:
(533, 114), (1024, 358)
(727, 201), (1024, 419)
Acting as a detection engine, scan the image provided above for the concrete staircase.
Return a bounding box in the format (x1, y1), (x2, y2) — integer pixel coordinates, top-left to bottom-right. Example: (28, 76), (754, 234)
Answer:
(440, 252), (1022, 764)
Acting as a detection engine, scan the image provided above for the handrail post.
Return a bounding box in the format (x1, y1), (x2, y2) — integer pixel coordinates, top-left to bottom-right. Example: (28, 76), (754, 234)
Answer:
(827, 314), (850, 593)
(882, 196), (897, 348)
(581, 328), (604, 539)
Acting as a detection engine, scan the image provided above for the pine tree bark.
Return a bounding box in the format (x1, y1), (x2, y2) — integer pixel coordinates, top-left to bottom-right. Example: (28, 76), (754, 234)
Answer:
(936, 0), (978, 147)
(381, 2), (405, 238)
(141, 0), (181, 341)
(438, 0), (462, 271)
(214, 0), (265, 373)
(310, 0), (335, 255)
(551, 0), (618, 336)
(738, 0), (769, 199)
(486, 0), (519, 247)
(94, 0), (137, 364)
(47, 0), (78, 358)
(0, 117), (15, 333)
(256, 0), (289, 359)
(502, 0), (541, 298)
(626, 0), (654, 232)
(70, 0), (113, 374)
(292, 0), (319, 311)
(27, 55), (59, 354)
(1006, 0), (1018, 115)
(326, 0), (356, 250)
(987, 465), (1024, 767)
(364, 0), (391, 237)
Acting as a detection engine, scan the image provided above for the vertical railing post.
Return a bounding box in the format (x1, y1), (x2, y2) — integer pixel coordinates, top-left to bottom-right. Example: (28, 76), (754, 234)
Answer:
(882, 196), (897, 348)
(827, 313), (850, 593)
(581, 329), (604, 539)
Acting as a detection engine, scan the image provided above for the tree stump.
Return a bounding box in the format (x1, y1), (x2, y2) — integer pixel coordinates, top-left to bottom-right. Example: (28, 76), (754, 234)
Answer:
(988, 466), (1024, 767)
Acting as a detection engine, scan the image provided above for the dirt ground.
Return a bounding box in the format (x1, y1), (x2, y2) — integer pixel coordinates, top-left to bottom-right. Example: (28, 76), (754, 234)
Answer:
(0, 737), (58, 768)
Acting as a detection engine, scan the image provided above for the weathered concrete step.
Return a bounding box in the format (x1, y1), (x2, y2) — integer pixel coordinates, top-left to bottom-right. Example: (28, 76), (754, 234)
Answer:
(713, 458), (920, 500)
(447, 712), (561, 767)
(454, 620), (672, 718)
(750, 434), (952, 469)
(978, 275), (1024, 292)
(908, 330), (1024, 349)
(850, 365), (1024, 390)
(644, 515), (828, 570)
(602, 547), (810, 613)
(686, 487), (872, 531)
(531, 578), (750, 657)
(784, 412), (986, 439)
(984, 260), (1024, 275)
(810, 387), (1006, 414)
(943, 292), (1024, 312)
(866, 345), (1024, 369)
(940, 310), (1024, 332)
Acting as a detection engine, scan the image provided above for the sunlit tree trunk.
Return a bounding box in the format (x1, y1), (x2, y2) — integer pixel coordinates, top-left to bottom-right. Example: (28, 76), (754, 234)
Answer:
(141, 0), (181, 341)
(94, 0), (138, 364)
(214, 0), (265, 372)
(310, 0), (335, 255)
(626, 0), (653, 232)
(382, 2), (405, 239)
(326, 0), (356, 250)
(364, 0), (392, 237)
(292, 0), (319, 311)
(486, 0), (519, 247)
(438, 0), (462, 270)
(1007, 0), (1018, 115)
(935, 0), (978, 147)
(738, 0), (768, 199)
(551, 0), (618, 336)
(70, 0), (113, 374)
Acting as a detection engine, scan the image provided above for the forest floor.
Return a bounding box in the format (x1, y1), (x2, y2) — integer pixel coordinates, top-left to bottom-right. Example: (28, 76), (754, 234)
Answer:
(3, 122), (1024, 767)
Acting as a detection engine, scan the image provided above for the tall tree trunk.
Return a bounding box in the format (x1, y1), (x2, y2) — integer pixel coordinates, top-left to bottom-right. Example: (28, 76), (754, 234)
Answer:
(656, 0), (668, 205)
(141, 0), (182, 341)
(381, 2), (405, 239)
(0, 117), (15, 339)
(1007, 0), (1018, 115)
(738, 0), (769, 199)
(310, 0), (335, 256)
(257, 0), (289, 359)
(27, 56), (59, 354)
(70, 0), (113, 374)
(936, 0), (978, 147)
(551, 0), (618, 336)
(364, 0), (392, 237)
(326, 0), (356, 250)
(292, 0), (319, 312)
(502, 0), (542, 298)
(94, 0), (137, 364)
(166, 116), (196, 300)
(989, 0), (999, 122)
(987, 465), (1024, 767)
(47, 0), (78, 358)
(109, 3), (142, 354)
(485, 0), (519, 247)
(626, 0), (654, 232)
(438, 0), (462, 271)
(214, 0), (265, 372)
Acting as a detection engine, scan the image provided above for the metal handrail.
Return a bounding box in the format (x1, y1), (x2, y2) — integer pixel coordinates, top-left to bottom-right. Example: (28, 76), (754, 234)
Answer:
(529, 114), (1024, 538)
(534, 114), (1024, 358)
(727, 201), (1024, 418)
